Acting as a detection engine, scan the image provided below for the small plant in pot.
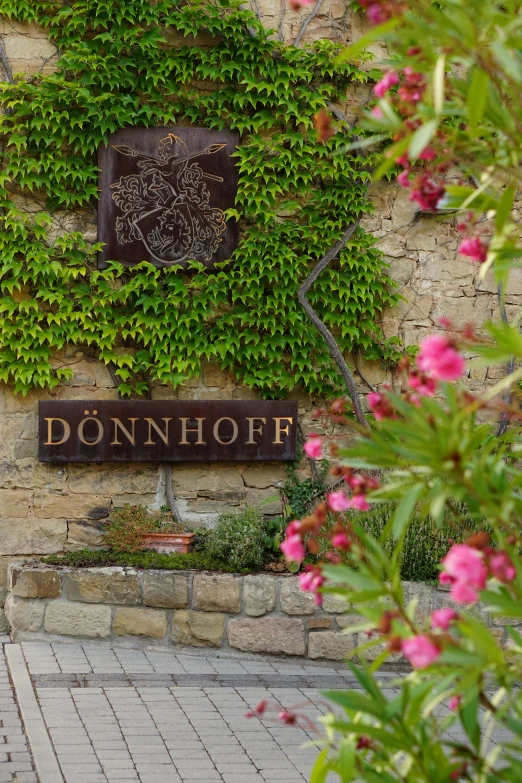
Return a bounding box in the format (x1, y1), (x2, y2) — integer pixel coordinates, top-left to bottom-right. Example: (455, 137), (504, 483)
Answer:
(104, 505), (195, 554)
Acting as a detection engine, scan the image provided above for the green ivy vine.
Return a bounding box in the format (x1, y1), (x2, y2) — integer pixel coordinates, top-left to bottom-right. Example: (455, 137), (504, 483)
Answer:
(0, 0), (400, 397)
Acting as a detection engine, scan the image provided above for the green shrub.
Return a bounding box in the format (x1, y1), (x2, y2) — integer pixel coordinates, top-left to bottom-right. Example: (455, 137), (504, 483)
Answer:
(205, 507), (267, 572)
(309, 503), (479, 583)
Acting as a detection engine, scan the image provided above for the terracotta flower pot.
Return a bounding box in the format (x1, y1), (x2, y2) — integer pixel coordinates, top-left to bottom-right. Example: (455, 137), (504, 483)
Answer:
(140, 532), (195, 554)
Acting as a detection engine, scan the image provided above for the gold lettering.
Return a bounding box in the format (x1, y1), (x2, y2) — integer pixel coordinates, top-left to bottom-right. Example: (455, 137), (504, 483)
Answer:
(272, 417), (293, 444)
(110, 418), (138, 446)
(144, 417), (171, 446)
(246, 417), (266, 444)
(179, 418), (206, 445)
(213, 417), (238, 445)
(78, 417), (104, 446)
(44, 417), (71, 446)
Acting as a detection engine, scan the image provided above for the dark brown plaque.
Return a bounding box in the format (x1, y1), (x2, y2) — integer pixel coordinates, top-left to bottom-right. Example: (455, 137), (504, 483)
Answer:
(39, 401), (297, 463)
(98, 126), (239, 270)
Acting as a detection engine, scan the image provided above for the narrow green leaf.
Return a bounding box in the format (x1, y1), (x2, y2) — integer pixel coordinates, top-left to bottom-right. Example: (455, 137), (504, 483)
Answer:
(408, 120), (438, 161)
(392, 483), (423, 539)
(467, 68), (489, 128)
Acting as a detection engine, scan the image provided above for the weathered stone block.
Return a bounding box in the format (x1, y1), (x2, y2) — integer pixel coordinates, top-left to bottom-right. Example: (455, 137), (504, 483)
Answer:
(5, 594), (45, 632)
(241, 465), (285, 489)
(323, 593), (349, 614)
(45, 601), (111, 638)
(67, 464), (158, 496)
(203, 365), (228, 388)
(11, 567), (61, 599)
(243, 575), (276, 617)
(193, 574), (240, 613)
(172, 610), (224, 647)
(66, 520), (105, 550)
(33, 493), (111, 520)
(143, 572), (189, 609)
(0, 518), (67, 555)
(227, 618), (305, 656)
(0, 609), (8, 633)
(0, 489), (31, 517)
(113, 607), (167, 638)
(308, 631), (355, 660)
(244, 487), (281, 515)
(280, 577), (315, 615)
(64, 568), (141, 605)
(402, 581), (434, 621)
(336, 614), (360, 629)
(307, 617), (332, 630)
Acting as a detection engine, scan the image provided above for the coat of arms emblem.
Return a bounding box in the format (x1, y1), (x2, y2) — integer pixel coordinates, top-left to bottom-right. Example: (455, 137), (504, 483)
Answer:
(98, 127), (239, 270)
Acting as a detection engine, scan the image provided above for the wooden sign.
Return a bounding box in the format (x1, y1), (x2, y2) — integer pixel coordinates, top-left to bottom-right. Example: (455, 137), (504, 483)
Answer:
(38, 401), (297, 463)
(98, 126), (239, 270)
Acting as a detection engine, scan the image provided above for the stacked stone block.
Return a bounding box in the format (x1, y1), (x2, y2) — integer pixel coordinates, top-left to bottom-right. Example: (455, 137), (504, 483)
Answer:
(4, 564), (512, 661)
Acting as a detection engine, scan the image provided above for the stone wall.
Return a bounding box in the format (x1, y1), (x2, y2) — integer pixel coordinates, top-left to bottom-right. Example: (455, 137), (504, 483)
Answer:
(0, 6), (512, 623)
(4, 564), (510, 659)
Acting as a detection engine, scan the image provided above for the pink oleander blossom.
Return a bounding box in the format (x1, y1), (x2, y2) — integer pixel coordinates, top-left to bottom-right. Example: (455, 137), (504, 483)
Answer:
(408, 371), (437, 396)
(332, 532), (351, 551)
(458, 236), (488, 264)
(289, 0), (312, 8)
(440, 544), (488, 604)
(417, 335), (465, 382)
(349, 494), (370, 511)
(419, 146), (436, 160)
(373, 70), (399, 98)
(367, 391), (394, 420)
(280, 534), (305, 562)
(431, 608), (457, 631)
(402, 635), (441, 669)
(397, 169), (410, 187)
(299, 566), (325, 605)
(327, 491), (350, 512)
(286, 520), (301, 537)
(449, 695), (462, 711)
(371, 106), (384, 119)
(489, 551), (516, 583)
(304, 436), (323, 459)
(410, 175), (445, 211)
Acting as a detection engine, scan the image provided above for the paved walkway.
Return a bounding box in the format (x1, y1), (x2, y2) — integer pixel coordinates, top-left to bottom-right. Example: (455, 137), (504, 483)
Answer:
(2, 641), (393, 783)
(0, 640), (507, 783)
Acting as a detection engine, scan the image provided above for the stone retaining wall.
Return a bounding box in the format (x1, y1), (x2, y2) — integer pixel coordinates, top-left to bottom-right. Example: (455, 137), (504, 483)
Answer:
(4, 564), (513, 660)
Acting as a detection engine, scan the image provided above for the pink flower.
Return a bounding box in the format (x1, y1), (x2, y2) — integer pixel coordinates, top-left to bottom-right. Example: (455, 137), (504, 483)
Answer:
(366, 2), (391, 24)
(327, 491), (350, 512)
(371, 106), (384, 119)
(397, 169), (410, 187)
(304, 436), (323, 459)
(402, 635), (441, 669)
(431, 608), (457, 631)
(286, 520), (301, 537)
(367, 391), (394, 420)
(332, 532), (351, 551)
(417, 335), (465, 382)
(280, 534), (305, 562)
(409, 175), (445, 211)
(449, 695), (462, 711)
(440, 544), (488, 604)
(289, 0), (312, 8)
(299, 566), (325, 605)
(489, 551), (516, 583)
(419, 146), (436, 161)
(373, 70), (399, 98)
(458, 236), (488, 264)
(349, 494), (370, 511)
(408, 371), (437, 396)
